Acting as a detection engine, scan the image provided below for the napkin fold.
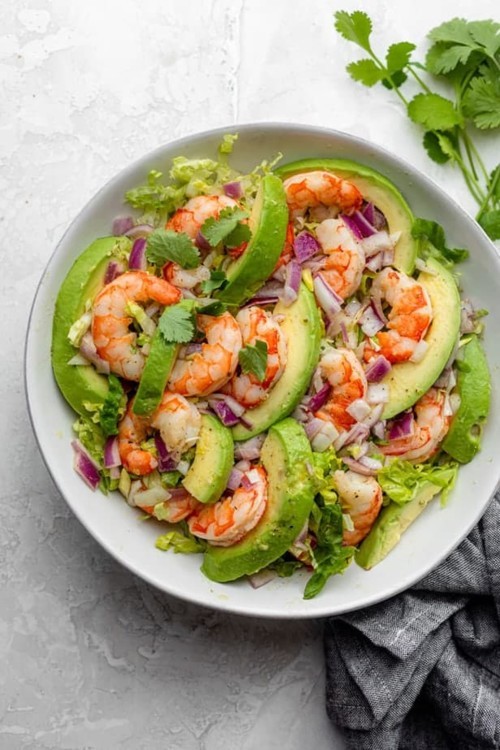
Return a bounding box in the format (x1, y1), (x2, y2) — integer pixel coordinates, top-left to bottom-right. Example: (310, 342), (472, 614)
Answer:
(325, 492), (500, 750)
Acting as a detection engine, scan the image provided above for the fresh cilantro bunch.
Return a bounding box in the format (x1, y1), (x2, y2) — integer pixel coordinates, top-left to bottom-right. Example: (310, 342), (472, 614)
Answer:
(334, 11), (500, 240)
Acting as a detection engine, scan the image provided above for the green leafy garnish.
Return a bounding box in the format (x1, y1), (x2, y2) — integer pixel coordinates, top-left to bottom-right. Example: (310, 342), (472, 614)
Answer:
(268, 558), (303, 577)
(100, 375), (126, 437)
(156, 526), (206, 554)
(158, 303), (196, 344)
(201, 207), (251, 248)
(197, 300), (229, 317)
(304, 499), (355, 600)
(146, 230), (200, 269)
(379, 459), (459, 507)
(334, 12), (500, 240)
(412, 218), (469, 266)
(238, 340), (268, 382)
(201, 270), (228, 294)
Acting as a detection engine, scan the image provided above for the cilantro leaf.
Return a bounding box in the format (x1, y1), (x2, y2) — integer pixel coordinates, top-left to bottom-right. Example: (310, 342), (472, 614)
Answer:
(467, 20), (500, 59)
(238, 340), (268, 382)
(428, 17), (475, 46)
(346, 59), (384, 86)
(146, 230), (200, 269)
(197, 300), (229, 316)
(386, 42), (415, 74)
(478, 210), (500, 241)
(423, 131), (451, 164)
(304, 500), (354, 600)
(100, 375), (126, 437)
(408, 93), (463, 130)
(412, 218), (469, 265)
(382, 70), (407, 90)
(225, 222), (252, 248)
(463, 74), (500, 129)
(201, 207), (250, 248)
(158, 303), (196, 344)
(201, 270), (228, 294)
(425, 41), (474, 74)
(334, 10), (373, 53)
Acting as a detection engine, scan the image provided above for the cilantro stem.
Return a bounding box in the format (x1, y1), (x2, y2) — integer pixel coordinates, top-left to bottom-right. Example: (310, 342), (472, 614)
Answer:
(464, 133), (490, 185)
(370, 50), (409, 106)
(460, 131), (479, 182)
(476, 168), (500, 222)
(407, 65), (432, 95)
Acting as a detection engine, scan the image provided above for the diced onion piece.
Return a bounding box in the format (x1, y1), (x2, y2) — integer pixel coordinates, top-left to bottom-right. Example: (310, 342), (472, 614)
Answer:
(177, 460), (190, 476)
(409, 340), (428, 363)
(371, 420), (386, 440)
(359, 455), (383, 470)
(129, 238), (147, 270)
(195, 231), (211, 252)
(346, 398), (372, 422)
(125, 223), (154, 239)
(361, 231), (392, 257)
(248, 569), (277, 589)
(104, 436), (121, 468)
(234, 435), (265, 461)
(365, 253), (384, 273)
(227, 468), (243, 490)
(223, 181), (244, 199)
(234, 459), (251, 472)
(68, 353), (91, 366)
(443, 394), (454, 417)
(341, 456), (379, 476)
(154, 435), (177, 472)
(359, 304), (385, 337)
(307, 383), (331, 412)
(209, 393), (246, 418)
(361, 403), (385, 428)
(311, 421), (339, 452)
(365, 355), (392, 383)
(450, 392), (461, 413)
(136, 486), (171, 507)
(388, 411), (415, 440)
(313, 274), (343, 318)
(104, 260), (125, 284)
(72, 440), (101, 490)
(345, 299), (362, 317)
(305, 417), (327, 441)
(68, 311), (92, 347)
(382, 248), (395, 267)
(112, 216), (134, 236)
(294, 231), (321, 263)
(79, 332), (111, 374)
(208, 398), (241, 427)
(281, 260), (301, 306)
(366, 383), (389, 404)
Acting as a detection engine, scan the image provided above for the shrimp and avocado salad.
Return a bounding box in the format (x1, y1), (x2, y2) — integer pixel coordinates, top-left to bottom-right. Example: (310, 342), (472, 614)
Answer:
(51, 135), (491, 599)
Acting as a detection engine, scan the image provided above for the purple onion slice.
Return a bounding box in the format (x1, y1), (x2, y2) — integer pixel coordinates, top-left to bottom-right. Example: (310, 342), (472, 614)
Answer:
(365, 355), (392, 383)
(104, 436), (121, 469)
(154, 435), (177, 472)
(293, 231), (320, 263)
(72, 440), (101, 490)
(388, 410), (415, 440)
(128, 238), (147, 270)
(112, 216), (134, 236)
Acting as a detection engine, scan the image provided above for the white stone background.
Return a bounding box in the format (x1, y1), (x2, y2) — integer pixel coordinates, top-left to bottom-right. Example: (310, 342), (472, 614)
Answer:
(1, 0), (498, 747)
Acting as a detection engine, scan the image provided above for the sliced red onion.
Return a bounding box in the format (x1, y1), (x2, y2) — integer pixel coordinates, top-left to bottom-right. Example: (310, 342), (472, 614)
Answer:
(307, 383), (331, 412)
(365, 355), (392, 383)
(363, 202), (388, 231)
(343, 210), (377, 238)
(242, 295), (281, 308)
(293, 231), (321, 263)
(371, 420), (386, 440)
(272, 264), (287, 282)
(154, 435), (177, 472)
(234, 459), (251, 472)
(72, 440), (101, 490)
(443, 393), (454, 418)
(359, 455), (383, 470)
(302, 256), (327, 274)
(195, 231), (211, 252)
(227, 468), (244, 490)
(365, 253), (384, 273)
(281, 261), (301, 306)
(113, 216), (134, 236)
(248, 569), (277, 589)
(209, 393), (246, 418)
(359, 303), (385, 337)
(125, 223), (154, 239)
(104, 436), (121, 468)
(334, 423), (371, 451)
(366, 383), (389, 405)
(223, 181), (244, 199)
(340, 214), (363, 239)
(79, 332), (110, 375)
(314, 274), (343, 318)
(234, 435), (265, 461)
(361, 402), (385, 429)
(342, 456), (379, 476)
(252, 280), (284, 300)
(311, 421), (339, 452)
(109, 466), (121, 480)
(361, 231), (393, 257)
(209, 399), (241, 427)
(382, 248), (395, 267)
(305, 418), (327, 441)
(129, 238), (147, 270)
(370, 293), (388, 325)
(104, 260), (125, 284)
(346, 398), (372, 422)
(345, 299), (362, 317)
(409, 340), (428, 363)
(388, 411), (415, 440)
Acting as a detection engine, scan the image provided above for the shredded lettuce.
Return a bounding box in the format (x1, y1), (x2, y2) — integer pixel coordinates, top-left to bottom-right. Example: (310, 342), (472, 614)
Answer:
(73, 416), (105, 463)
(304, 499), (355, 600)
(268, 557), (303, 577)
(156, 524), (206, 554)
(379, 458), (459, 507)
(68, 310), (92, 347)
(100, 374), (126, 437)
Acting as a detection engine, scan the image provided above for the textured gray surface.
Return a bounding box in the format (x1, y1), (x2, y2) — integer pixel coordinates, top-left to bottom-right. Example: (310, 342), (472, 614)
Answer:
(2, 0), (496, 747)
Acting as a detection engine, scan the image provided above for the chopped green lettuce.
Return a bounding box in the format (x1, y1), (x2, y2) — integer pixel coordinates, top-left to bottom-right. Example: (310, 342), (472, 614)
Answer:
(156, 524), (206, 554)
(304, 499), (355, 600)
(73, 416), (105, 463)
(100, 374), (126, 437)
(379, 458), (459, 506)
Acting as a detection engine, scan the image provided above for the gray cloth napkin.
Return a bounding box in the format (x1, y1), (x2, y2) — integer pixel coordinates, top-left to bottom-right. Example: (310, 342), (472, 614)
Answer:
(325, 491), (500, 750)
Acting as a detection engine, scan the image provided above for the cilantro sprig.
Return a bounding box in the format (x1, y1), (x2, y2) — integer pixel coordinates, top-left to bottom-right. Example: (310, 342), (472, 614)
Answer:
(201, 206), (251, 248)
(158, 302), (196, 344)
(334, 12), (500, 240)
(146, 230), (200, 269)
(238, 340), (268, 382)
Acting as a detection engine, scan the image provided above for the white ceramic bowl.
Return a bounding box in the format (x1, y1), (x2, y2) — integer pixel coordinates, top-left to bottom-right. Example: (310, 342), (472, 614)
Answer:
(25, 123), (500, 619)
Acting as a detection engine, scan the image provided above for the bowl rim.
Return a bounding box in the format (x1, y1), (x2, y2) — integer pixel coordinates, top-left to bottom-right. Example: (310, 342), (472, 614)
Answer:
(25, 121), (500, 619)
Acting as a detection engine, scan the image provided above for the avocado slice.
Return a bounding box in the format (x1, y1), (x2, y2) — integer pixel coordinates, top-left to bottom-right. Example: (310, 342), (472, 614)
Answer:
(275, 158), (418, 274)
(182, 414), (234, 504)
(442, 335), (491, 463)
(232, 282), (322, 440)
(381, 257), (461, 419)
(216, 174), (289, 306)
(355, 482), (442, 569)
(132, 334), (179, 417)
(52, 237), (129, 417)
(202, 418), (315, 582)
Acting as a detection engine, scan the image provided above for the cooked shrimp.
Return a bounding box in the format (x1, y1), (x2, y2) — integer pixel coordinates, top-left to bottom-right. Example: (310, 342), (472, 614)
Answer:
(135, 487), (200, 522)
(166, 194), (237, 239)
(334, 470), (383, 546)
(315, 218), (365, 299)
(92, 271), (181, 381)
(381, 388), (451, 462)
(315, 348), (368, 432)
(223, 307), (287, 408)
(151, 392), (201, 458)
(283, 170), (363, 219)
(168, 312), (242, 397)
(163, 263), (211, 290)
(188, 465), (267, 546)
(118, 399), (158, 476)
(365, 268), (432, 365)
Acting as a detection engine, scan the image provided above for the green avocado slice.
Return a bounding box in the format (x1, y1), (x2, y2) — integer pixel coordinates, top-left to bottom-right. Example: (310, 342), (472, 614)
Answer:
(355, 482), (442, 570)
(51, 237), (129, 418)
(182, 414), (234, 504)
(216, 174), (289, 306)
(232, 282), (322, 440)
(201, 418), (315, 582)
(132, 335), (179, 417)
(442, 335), (491, 463)
(275, 158), (418, 274)
(381, 257), (461, 419)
